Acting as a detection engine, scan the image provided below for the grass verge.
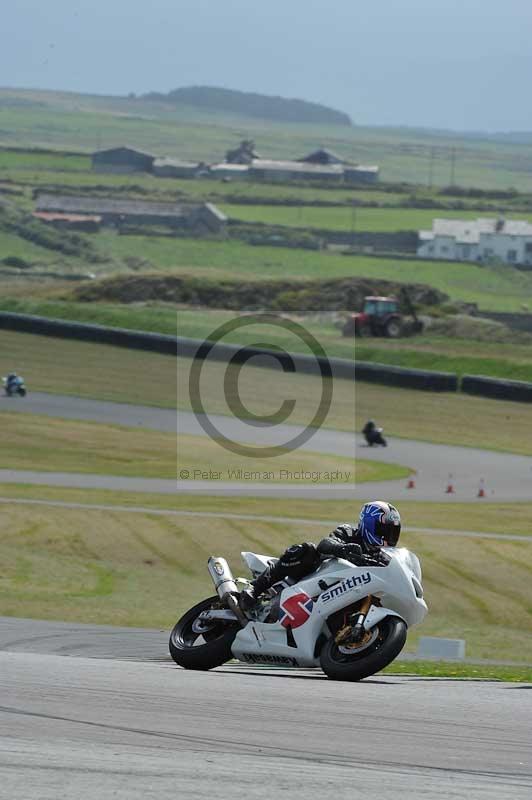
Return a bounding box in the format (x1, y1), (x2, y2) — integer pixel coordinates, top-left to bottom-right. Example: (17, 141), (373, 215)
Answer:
(0, 411), (408, 483)
(383, 661), (532, 682)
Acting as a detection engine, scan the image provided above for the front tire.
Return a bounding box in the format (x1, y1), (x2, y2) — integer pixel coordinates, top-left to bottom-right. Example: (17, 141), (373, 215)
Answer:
(169, 596), (239, 671)
(320, 616), (407, 681)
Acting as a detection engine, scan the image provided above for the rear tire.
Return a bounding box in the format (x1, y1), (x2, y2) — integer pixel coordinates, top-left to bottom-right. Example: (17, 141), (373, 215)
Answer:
(320, 616), (407, 681)
(169, 596), (239, 670)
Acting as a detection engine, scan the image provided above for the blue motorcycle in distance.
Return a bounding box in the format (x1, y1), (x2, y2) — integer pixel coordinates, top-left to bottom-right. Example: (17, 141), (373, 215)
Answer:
(2, 373), (27, 397)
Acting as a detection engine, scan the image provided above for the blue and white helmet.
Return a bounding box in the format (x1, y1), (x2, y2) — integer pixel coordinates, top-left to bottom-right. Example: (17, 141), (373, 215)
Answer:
(358, 501), (401, 547)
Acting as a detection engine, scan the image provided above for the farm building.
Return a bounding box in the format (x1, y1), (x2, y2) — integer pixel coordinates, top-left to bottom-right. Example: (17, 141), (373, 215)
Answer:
(298, 148), (345, 165)
(32, 211), (102, 233)
(152, 158), (207, 179)
(225, 139), (260, 164)
(249, 159), (344, 183)
(92, 147), (155, 174)
(35, 194), (227, 234)
(417, 217), (532, 266)
(343, 165), (380, 184)
(298, 149), (379, 183)
(209, 163), (250, 180)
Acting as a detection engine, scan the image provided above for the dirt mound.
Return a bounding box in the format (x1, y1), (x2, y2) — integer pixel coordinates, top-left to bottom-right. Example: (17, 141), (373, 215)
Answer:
(72, 274), (448, 313)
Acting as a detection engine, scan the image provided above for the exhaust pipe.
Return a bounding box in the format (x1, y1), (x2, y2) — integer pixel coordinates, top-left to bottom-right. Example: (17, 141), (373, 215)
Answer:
(207, 557), (247, 626)
(208, 557), (239, 600)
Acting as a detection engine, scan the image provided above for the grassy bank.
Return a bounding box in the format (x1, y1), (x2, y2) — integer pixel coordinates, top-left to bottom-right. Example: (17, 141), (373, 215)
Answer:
(0, 491), (530, 661)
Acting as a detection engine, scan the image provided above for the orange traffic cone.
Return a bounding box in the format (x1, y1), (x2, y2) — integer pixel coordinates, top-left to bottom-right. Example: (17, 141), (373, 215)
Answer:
(445, 473), (455, 494)
(477, 479), (486, 498)
(406, 472), (416, 489)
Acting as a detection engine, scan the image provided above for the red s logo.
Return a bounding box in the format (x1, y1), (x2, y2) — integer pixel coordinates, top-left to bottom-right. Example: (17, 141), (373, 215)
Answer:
(279, 592), (314, 629)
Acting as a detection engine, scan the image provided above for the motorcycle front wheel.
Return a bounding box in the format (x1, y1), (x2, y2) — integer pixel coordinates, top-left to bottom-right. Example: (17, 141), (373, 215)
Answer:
(169, 595), (239, 670)
(320, 616), (406, 681)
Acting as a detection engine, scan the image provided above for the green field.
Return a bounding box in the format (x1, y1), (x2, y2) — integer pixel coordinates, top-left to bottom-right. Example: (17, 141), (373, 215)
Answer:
(221, 203), (532, 232)
(2, 228), (523, 312)
(95, 237), (532, 312)
(2, 87), (532, 190)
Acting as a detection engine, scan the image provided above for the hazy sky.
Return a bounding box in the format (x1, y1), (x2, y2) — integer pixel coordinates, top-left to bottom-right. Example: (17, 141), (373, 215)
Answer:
(2, 0), (532, 131)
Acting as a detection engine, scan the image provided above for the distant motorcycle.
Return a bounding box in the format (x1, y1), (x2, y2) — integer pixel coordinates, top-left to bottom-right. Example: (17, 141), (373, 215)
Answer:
(2, 374), (27, 397)
(363, 420), (387, 447)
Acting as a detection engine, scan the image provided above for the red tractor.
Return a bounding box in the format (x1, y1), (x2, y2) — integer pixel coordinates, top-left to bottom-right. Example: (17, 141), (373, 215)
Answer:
(342, 292), (423, 338)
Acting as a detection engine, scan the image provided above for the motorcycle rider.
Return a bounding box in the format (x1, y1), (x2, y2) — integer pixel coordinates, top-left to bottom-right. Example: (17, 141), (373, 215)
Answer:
(362, 419), (386, 446)
(239, 500), (401, 611)
(4, 372), (21, 394)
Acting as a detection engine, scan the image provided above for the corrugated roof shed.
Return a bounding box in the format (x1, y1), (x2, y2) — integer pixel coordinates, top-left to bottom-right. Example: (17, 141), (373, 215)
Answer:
(204, 203), (228, 222)
(250, 159), (344, 175)
(33, 211), (102, 223)
(93, 146), (155, 160)
(153, 158), (200, 169)
(298, 148), (346, 164)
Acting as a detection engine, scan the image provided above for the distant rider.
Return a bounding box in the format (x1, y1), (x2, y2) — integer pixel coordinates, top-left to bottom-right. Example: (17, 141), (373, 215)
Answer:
(5, 373), (21, 393)
(239, 500), (401, 611)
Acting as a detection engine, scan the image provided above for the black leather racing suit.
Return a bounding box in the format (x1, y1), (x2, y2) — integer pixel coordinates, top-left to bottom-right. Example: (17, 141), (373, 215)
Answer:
(250, 524), (378, 598)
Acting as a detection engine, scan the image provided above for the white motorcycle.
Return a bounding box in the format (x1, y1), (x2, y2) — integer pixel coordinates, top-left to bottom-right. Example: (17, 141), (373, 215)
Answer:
(169, 547), (427, 681)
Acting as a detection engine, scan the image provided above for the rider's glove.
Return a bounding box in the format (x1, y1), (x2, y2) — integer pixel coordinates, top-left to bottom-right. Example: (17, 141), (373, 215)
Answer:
(341, 543), (363, 562)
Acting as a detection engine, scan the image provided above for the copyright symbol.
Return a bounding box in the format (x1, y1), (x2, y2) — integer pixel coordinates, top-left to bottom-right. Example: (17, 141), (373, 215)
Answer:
(180, 469), (190, 479)
(189, 314), (333, 459)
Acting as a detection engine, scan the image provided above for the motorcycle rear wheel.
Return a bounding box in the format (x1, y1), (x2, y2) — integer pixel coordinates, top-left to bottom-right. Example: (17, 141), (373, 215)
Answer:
(320, 616), (406, 681)
(169, 595), (239, 670)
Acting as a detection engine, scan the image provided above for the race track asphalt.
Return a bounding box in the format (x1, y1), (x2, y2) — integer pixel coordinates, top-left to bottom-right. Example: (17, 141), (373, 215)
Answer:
(0, 618), (530, 800)
(2, 392), (532, 501)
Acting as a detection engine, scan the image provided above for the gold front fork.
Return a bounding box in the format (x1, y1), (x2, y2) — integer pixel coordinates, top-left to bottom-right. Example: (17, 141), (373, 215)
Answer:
(335, 594), (373, 644)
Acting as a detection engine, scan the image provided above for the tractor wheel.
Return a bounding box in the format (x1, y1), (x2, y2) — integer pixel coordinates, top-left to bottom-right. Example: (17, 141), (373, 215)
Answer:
(385, 318), (402, 338)
(357, 323), (371, 338)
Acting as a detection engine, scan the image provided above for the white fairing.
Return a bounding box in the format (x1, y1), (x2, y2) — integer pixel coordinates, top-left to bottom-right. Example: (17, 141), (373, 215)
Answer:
(241, 551), (277, 577)
(230, 548), (428, 668)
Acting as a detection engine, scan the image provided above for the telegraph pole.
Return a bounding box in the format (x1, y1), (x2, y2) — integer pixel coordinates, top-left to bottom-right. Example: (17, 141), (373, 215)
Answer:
(450, 146), (456, 187)
(428, 146), (436, 189)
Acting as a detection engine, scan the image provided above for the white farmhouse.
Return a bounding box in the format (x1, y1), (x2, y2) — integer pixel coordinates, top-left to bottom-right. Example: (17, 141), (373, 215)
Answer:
(417, 217), (532, 266)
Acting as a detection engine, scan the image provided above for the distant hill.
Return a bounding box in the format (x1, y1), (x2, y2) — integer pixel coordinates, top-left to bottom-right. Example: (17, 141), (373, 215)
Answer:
(142, 86), (352, 127)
